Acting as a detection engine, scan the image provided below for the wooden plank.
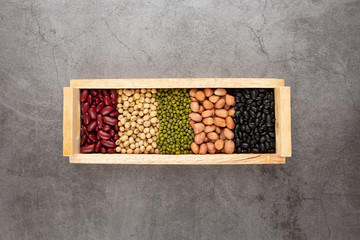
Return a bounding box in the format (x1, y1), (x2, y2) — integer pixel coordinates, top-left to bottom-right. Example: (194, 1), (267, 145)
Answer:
(70, 78), (284, 89)
(63, 87), (80, 156)
(63, 87), (73, 156)
(69, 154), (285, 164)
(275, 87), (292, 157)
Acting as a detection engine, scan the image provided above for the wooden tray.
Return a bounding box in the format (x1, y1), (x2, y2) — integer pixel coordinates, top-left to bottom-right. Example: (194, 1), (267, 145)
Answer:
(63, 78), (291, 164)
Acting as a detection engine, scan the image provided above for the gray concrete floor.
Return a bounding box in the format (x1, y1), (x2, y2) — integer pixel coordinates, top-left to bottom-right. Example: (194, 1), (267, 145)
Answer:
(1, 0), (359, 239)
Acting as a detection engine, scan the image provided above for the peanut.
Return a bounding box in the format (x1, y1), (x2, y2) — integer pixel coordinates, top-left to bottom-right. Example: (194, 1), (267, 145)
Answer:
(224, 140), (235, 154)
(214, 88), (227, 96)
(215, 109), (228, 118)
(195, 90), (206, 101)
(206, 142), (216, 154)
(199, 143), (207, 154)
(225, 116), (235, 129)
(204, 88), (213, 97)
(223, 128), (234, 139)
(214, 117), (226, 127)
(202, 117), (214, 125)
(191, 142), (199, 154)
(189, 113), (202, 122)
(215, 139), (224, 150)
(194, 132), (206, 144)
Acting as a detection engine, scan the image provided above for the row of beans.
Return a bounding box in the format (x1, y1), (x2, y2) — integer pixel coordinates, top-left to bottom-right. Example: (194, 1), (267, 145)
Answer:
(80, 88), (276, 154)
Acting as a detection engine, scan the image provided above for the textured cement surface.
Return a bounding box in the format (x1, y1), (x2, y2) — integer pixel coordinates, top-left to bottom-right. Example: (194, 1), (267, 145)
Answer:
(1, 0), (360, 239)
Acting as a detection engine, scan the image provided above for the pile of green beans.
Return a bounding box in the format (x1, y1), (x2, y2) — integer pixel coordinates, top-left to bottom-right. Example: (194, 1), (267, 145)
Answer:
(156, 89), (193, 154)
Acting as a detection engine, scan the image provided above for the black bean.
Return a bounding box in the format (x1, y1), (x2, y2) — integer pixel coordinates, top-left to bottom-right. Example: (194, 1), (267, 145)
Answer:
(241, 125), (246, 131)
(251, 148), (259, 153)
(243, 111), (249, 119)
(249, 110), (256, 118)
(250, 90), (257, 99)
(230, 88), (275, 153)
(260, 143), (265, 151)
(241, 143), (249, 149)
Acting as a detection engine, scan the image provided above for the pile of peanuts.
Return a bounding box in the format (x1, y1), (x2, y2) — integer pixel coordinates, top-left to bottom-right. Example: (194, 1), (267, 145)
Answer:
(115, 89), (160, 154)
(189, 88), (236, 154)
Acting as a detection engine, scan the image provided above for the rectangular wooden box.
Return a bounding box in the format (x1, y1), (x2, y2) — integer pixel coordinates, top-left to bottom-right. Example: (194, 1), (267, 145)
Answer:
(63, 78), (291, 164)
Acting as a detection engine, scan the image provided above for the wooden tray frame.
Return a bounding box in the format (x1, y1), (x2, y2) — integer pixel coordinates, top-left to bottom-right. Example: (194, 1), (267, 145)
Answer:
(63, 78), (291, 164)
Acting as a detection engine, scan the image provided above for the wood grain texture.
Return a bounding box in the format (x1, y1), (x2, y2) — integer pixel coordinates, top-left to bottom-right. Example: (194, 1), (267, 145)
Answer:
(63, 88), (73, 155)
(275, 87), (292, 157)
(70, 78), (284, 89)
(63, 87), (80, 156)
(69, 154), (285, 164)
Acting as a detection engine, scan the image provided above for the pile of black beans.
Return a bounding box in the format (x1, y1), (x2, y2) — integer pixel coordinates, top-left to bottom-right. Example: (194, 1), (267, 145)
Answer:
(229, 88), (276, 153)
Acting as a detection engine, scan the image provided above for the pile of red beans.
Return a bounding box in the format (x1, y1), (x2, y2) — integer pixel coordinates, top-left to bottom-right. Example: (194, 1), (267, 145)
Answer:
(80, 89), (119, 153)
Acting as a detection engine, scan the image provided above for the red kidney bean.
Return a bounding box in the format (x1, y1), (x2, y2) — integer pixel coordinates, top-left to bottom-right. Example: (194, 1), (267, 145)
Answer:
(114, 133), (119, 141)
(83, 113), (91, 125)
(80, 89), (88, 102)
(103, 125), (111, 131)
(109, 111), (119, 117)
(110, 89), (117, 104)
(104, 96), (111, 106)
(101, 139), (116, 148)
(96, 102), (104, 113)
(95, 126), (99, 131)
(101, 147), (106, 153)
(87, 94), (92, 105)
(98, 130), (111, 140)
(107, 148), (116, 153)
(81, 143), (95, 153)
(87, 121), (97, 131)
(109, 129), (115, 137)
(95, 141), (102, 152)
(95, 98), (100, 105)
(90, 90), (98, 96)
(101, 106), (113, 116)
(88, 133), (97, 142)
(98, 94), (104, 102)
(97, 114), (103, 129)
(88, 108), (97, 120)
(114, 124), (119, 131)
(81, 136), (87, 146)
(103, 116), (117, 125)
(81, 102), (89, 114)
(98, 89), (102, 92)
(103, 89), (109, 97)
